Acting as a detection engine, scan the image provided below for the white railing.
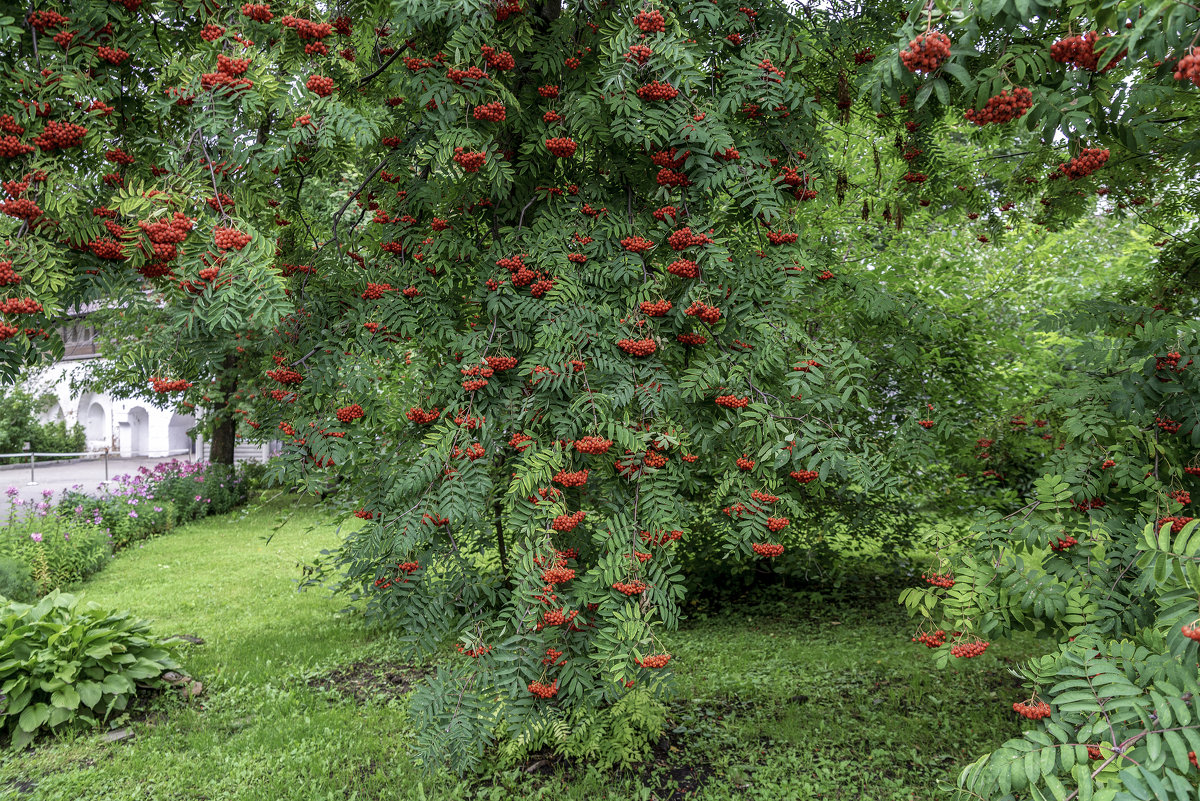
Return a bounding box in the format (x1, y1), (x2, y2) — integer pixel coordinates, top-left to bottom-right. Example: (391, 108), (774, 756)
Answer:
(0, 448), (193, 485)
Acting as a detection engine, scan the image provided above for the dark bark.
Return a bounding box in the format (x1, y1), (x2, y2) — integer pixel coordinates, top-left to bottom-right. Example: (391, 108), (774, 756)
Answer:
(207, 354), (239, 466)
(494, 499), (509, 575)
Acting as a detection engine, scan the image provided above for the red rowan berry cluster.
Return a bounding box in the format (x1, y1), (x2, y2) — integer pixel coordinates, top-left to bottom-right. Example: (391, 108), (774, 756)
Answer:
(1182, 623), (1200, 641)
(621, 236), (655, 253)
(641, 529), (683, 547)
(657, 168), (691, 187)
(480, 45), (516, 70)
(33, 120), (87, 151)
(457, 642), (492, 658)
(752, 542), (785, 557)
(667, 227), (712, 250)
(336, 404), (364, 423)
(736, 454), (755, 471)
(924, 572), (955, 588)
(542, 566), (576, 586)
(28, 10), (70, 32)
(618, 337), (657, 356)
(0, 198), (43, 221)
(765, 230), (799, 246)
(636, 654), (671, 668)
(510, 432), (534, 451)
(1157, 516), (1194, 534)
(613, 580), (647, 595)
(1048, 534), (1079, 552)
(546, 137), (577, 157)
(485, 355), (517, 371)
(1053, 148), (1110, 180)
(306, 74), (335, 96)
(453, 147), (487, 172)
(87, 238), (124, 260)
(281, 15), (332, 40)
(667, 259), (699, 278)
(626, 44), (653, 64)
(462, 378), (489, 391)
(751, 491), (780, 504)
(241, 3), (273, 22)
(267, 367), (303, 384)
(766, 517), (789, 532)
(637, 80), (678, 101)
(900, 31), (952, 74)
(715, 394), (749, 409)
(1013, 699), (1051, 720)
(528, 679), (558, 698)
(684, 301), (721, 324)
(633, 9), (666, 33)
(575, 436), (612, 454)
(1087, 745), (1103, 760)
(406, 406), (440, 424)
(652, 205), (679, 222)
(201, 24), (225, 41)
(1169, 490), (1191, 505)
(1175, 48), (1200, 87)
(105, 148), (135, 166)
(1156, 417), (1182, 434)
(676, 332), (707, 346)
(964, 87), (1033, 125)
(552, 510), (585, 532)
(913, 629), (947, 648)
(150, 378), (191, 393)
(0, 136), (35, 158)
(639, 299), (672, 316)
(473, 101), (506, 122)
(537, 85), (560, 99)
(950, 639), (989, 658)
(1155, 351), (1190, 372)
(97, 46), (130, 65)
(917, 420), (934, 429)
(553, 468), (589, 487)
(0, 260), (20, 285)
(361, 282), (395, 300)
(0, 298), (42, 315)
(447, 66), (489, 85)
(214, 226), (251, 251)
(1050, 32), (1124, 73)
(853, 47), (875, 65)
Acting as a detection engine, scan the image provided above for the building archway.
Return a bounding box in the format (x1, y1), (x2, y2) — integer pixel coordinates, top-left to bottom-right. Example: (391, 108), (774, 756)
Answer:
(127, 407), (149, 456)
(167, 413), (196, 456)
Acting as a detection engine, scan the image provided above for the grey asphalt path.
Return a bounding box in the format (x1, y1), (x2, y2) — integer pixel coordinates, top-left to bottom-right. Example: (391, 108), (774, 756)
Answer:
(0, 457), (196, 522)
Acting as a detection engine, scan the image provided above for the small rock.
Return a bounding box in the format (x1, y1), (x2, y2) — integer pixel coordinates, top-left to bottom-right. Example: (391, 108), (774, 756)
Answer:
(102, 728), (132, 743)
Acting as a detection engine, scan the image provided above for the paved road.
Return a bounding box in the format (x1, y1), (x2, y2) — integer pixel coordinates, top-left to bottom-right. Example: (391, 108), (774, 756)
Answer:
(1, 456), (198, 522)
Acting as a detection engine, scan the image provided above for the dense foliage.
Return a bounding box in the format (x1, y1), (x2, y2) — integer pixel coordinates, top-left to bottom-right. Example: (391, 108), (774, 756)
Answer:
(2, 0), (1200, 793)
(0, 388), (85, 458)
(0, 592), (180, 749)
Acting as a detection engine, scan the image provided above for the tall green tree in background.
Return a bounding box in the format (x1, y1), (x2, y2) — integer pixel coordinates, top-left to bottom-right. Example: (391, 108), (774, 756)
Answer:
(3, 0), (1200, 792)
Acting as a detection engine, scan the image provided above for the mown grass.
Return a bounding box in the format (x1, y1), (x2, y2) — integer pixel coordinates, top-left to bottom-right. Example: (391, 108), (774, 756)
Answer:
(0, 497), (1045, 800)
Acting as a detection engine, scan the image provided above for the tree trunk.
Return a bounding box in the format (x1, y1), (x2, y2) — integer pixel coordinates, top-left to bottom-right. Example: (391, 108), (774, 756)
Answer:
(207, 354), (239, 466)
(208, 413), (236, 466)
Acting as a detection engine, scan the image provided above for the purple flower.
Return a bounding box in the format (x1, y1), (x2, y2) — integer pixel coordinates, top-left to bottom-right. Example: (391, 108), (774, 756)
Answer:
(63, 533), (70, 542)
(30, 532), (42, 543)
(41, 489), (53, 500)
(153, 506), (163, 513)
(6, 486), (18, 498)
(74, 505), (84, 515)
(129, 511), (138, 519)
(195, 495), (203, 502)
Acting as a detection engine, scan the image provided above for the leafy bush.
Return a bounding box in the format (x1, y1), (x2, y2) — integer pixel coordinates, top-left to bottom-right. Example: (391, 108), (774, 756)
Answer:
(0, 558), (36, 604)
(0, 498), (111, 594)
(0, 389), (85, 460)
(0, 592), (180, 749)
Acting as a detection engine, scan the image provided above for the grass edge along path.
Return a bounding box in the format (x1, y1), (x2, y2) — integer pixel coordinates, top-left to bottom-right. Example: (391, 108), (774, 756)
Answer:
(0, 501), (1042, 800)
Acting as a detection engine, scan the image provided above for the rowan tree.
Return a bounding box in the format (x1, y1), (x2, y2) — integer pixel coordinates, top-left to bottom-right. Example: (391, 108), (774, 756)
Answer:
(3, 0), (1200, 790)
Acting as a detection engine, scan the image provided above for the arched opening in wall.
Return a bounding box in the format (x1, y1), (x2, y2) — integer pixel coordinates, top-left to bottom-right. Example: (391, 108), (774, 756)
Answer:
(86, 402), (107, 448)
(128, 407), (149, 456)
(168, 413), (196, 456)
(43, 402), (65, 424)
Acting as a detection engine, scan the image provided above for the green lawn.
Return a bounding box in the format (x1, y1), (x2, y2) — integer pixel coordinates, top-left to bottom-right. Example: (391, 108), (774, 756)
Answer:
(1, 499), (1042, 800)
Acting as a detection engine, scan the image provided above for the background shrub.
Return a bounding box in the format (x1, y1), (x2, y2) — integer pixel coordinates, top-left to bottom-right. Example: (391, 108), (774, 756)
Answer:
(0, 389), (85, 460)
(0, 558), (36, 604)
(0, 592), (180, 749)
